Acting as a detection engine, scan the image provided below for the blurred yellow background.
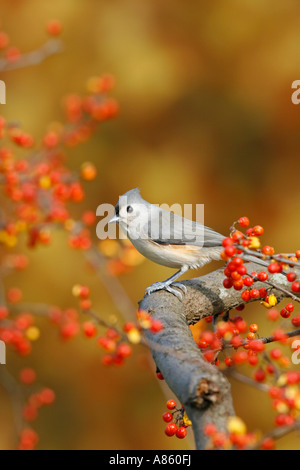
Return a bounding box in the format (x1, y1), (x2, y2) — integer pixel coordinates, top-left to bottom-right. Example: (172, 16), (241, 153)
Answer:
(0, 0), (300, 449)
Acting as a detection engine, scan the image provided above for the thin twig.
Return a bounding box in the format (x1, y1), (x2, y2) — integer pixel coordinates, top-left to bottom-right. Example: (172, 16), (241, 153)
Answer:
(0, 39), (63, 72)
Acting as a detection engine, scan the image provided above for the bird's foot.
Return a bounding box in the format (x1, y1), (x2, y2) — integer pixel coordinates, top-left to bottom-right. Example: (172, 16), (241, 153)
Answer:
(145, 281), (187, 300)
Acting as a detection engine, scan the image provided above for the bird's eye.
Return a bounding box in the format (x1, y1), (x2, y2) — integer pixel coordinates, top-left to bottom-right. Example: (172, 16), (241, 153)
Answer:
(127, 205), (133, 213)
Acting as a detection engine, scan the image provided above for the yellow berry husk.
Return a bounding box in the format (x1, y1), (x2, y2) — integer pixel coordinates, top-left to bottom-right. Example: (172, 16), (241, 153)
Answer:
(0, 231), (18, 247)
(39, 175), (52, 189)
(267, 295), (278, 307)
(277, 374), (287, 387)
(72, 284), (82, 297)
(224, 331), (233, 341)
(248, 236), (261, 250)
(121, 248), (144, 267)
(127, 328), (141, 344)
(285, 386), (298, 400)
(227, 416), (247, 435)
(295, 396), (300, 411)
(26, 326), (40, 342)
(86, 76), (100, 94)
(81, 162), (97, 181)
(275, 401), (289, 414)
(64, 219), (76, 232)
(99, 239), (121, 258)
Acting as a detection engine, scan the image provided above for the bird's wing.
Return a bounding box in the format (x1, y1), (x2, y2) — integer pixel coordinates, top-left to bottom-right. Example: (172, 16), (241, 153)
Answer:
(147, 207), (225, 248)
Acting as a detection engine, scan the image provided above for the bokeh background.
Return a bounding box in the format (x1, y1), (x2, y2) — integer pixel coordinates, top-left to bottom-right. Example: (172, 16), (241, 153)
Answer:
(0, 0), (300, 449)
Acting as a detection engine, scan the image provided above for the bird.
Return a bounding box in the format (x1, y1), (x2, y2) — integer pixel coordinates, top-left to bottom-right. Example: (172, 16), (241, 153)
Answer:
(108, 188), (268, 299)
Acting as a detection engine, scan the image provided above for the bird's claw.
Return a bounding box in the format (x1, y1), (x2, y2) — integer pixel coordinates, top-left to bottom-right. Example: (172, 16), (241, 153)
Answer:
(145, 281), (187, 300)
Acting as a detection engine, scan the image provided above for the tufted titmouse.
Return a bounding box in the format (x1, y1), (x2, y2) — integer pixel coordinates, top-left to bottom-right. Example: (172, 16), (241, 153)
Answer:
(109, 188), (268, 299)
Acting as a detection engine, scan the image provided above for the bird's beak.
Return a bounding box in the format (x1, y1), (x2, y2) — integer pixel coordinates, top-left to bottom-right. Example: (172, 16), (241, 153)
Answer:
(108, 215), (119, 224)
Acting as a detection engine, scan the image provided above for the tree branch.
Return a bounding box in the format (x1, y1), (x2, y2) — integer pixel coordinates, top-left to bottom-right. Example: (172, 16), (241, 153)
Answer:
(0, 39), (63, 72)
(138, 262), (300, 449)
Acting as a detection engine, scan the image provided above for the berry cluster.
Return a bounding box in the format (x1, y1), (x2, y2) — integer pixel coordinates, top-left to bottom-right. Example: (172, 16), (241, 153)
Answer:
(16, 367), (56, 450)
(203, 417), (257, 450)
(96, 309), (164, 366)
(0, 19), (127, 448)
(191, 217), (300, 448)
(221, 217), (300, 299)
(99, 239), (145, 276)
(163, 400), (191, 440)
(0, 20), (63, 67)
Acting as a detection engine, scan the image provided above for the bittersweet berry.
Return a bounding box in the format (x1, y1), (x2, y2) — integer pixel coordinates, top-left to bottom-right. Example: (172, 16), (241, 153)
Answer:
(162, 412), (173, 423)
(176, 427), (187, 439)
(165, 422), (177, 437)
(238, 217), (250, 227)
(166, 400), (177, 410)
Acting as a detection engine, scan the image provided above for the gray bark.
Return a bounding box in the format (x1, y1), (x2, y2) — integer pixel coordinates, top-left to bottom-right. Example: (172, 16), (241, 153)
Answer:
(139, 263), (298, 449)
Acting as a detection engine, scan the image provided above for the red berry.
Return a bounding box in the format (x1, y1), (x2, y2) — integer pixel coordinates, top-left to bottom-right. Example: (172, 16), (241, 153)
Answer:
(285, 304), (294, 313)
(117, 343), (132, 358)
(268, 263), (282, 274)
(248, 354), (259, 366)
(233, 279), (243, 291)
(280, 309), (290, 319)
(225, 245), (236, 257)
(287, 272), (297, 282)
(165, 422), (177, 437)
(19, 368), (37, 385)
(286, 371), (300, 385)
(223, 278), (233, 289)
(267, 308), (279, 321)
(249, 324), (258, 333)
(257, 271), (268, 281)
(225, 357), (233, 367)
(253, 225), (264, 236)
(38, 388), (56, 405)
(0, 306), (8, 320)
(292, 315), (300, 327)
(241, 290), (251, 302)
(232, 257), (244, 266)
(222, 237), (234, 247)
(83, 321), (97, 338)
(46, 20), (63, 36)
(0, 31), (9, 49)
(259, 287), (267, 298)
(243, 276), (253, 287)
(249, 289), (260, 299)
(254, 369), (266, 382)
(291, 281), (300, 293)
(166, 400), (177, 410)
(270, 348), (282, 360)
(232, 231), (244, 241)
(237, 265), (247, 275)
(231, 336), (243, 348)
(162, 412), (173, 423)
(262, 245), (275, 256)
(261, 438), (275, 450)
(203, 423), (217, 436)
(176, 427), (187, 439)
(150, 319), (164, 333)
(238, 217), (249, 227)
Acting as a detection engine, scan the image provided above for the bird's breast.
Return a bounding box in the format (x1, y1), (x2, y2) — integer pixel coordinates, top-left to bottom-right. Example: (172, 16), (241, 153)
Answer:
(128, 236), (222, 269)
